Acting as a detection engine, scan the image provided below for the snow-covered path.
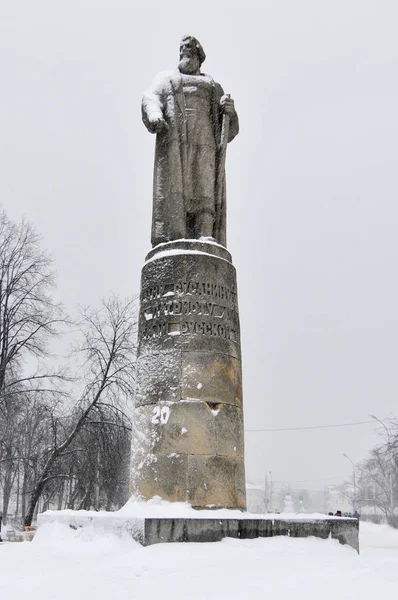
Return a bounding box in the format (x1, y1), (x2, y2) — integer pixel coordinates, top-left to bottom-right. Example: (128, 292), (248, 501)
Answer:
(1, 521), (397, 599)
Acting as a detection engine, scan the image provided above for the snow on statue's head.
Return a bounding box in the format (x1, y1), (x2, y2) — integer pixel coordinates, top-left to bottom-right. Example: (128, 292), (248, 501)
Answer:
(178, 35), (206, 75)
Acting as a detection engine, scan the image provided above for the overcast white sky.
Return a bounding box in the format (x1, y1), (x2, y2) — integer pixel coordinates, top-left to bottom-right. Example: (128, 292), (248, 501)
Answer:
(1, 0), (397, 492)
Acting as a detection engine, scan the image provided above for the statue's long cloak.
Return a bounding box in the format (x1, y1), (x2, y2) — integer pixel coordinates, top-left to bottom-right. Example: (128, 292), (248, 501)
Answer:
(142, 70), (239, 248)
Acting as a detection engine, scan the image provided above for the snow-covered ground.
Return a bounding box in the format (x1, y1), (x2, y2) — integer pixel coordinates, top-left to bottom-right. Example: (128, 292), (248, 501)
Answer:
(0, 521), (397, 599)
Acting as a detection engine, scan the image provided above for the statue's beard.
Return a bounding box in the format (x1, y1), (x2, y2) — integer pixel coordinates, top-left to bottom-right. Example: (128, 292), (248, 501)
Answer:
(178, 55), (200, 75)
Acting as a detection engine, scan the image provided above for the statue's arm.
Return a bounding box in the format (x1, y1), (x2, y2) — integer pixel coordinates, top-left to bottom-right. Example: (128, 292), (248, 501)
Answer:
(142, 71), (169, 134)
(216, 83), (239, 143)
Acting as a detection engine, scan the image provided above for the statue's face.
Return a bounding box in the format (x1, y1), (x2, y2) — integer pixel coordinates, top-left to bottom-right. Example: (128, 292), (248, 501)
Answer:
(178, 38), (201, 74)
(179, 38), (197, 61)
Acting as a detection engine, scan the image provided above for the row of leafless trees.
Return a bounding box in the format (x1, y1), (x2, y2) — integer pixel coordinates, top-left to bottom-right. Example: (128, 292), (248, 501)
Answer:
(0, 210), (137, 526)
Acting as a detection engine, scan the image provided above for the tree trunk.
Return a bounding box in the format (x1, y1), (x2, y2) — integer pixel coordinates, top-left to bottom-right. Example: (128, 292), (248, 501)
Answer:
(21, 465), (29, 522)
(24, 479), (47, 526)
(93, 446), (100, 510)
(2, 460), (16, 520)
(15, 467), (20, 518)
(57, 481), (64, 510)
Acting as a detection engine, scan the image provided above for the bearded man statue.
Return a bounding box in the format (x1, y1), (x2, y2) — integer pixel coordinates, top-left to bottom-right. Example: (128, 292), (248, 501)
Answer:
(142, 35), (239, 248)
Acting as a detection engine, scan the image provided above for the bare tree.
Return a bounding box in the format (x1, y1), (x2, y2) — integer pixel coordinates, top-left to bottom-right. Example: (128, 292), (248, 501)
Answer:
(49, 403), (132, 512)
(0, 210), (65, 402)
(24, 296), (136, 525)
(0, 394), (22, 517)
(0, 210), (137, 524)
(0, 209), (69, 522)
(357, 418), (398, 518)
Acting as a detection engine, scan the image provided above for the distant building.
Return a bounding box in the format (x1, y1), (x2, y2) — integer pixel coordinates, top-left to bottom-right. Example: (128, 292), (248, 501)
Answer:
(324, 484), (353, 514)
(246, 483), (267, 514)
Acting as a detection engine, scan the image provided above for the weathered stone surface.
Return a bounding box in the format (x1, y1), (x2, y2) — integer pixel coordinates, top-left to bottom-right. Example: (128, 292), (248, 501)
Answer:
(181, 351), (241, 406)
(330, 519), (359, 550)
(143, 517), (359, 553)
(131, 453), (189, 503)
(142, 36), (239, 248)
(39, 511), (359, 554)
(187, 455), (246, 508)
(234, 361), (243, 407)
(131, 400), (246, 502)
(288, 520), (329, 539)
(135, 349), (181, 406)
(139, 249), (241, 360)
(214, 404), (245, 456)
(134, 401), (217, 458)
(130, 241), (246, 509)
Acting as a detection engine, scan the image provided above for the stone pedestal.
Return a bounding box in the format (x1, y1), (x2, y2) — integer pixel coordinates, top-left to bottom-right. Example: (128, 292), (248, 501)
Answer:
(130, 240), (246, 509)
(142, 516), (359, 552)
(38, 511), (360, 554)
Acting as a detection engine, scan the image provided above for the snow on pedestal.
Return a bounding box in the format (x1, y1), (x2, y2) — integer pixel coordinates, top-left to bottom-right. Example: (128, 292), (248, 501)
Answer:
(37, 496), (359, 552)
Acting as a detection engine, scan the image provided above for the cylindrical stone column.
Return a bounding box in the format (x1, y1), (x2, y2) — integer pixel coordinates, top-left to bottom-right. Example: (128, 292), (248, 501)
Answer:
(130, 240), (246, 509)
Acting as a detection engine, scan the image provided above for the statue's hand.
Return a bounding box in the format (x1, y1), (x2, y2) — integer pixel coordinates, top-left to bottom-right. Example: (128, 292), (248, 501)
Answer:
(148, 116), (168, 134)
(220, 95), (236, 117)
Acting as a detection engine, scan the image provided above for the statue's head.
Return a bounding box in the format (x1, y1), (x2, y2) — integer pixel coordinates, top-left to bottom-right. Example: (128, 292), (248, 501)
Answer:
(178, 35), (206, 75)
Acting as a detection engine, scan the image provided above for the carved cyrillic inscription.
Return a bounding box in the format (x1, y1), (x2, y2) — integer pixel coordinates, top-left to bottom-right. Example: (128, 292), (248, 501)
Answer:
(142, 281), (237, 306)
(140, 279), (240, 344)
(144, 300), (235, 321)
(142, 320), (237, 341)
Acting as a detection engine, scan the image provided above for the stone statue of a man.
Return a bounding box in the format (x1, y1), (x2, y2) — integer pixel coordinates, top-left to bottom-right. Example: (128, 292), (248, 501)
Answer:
(142, 36), (239, 248)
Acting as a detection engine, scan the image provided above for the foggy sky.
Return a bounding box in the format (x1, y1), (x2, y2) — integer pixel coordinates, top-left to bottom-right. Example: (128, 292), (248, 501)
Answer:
(1, 0), (397, 493)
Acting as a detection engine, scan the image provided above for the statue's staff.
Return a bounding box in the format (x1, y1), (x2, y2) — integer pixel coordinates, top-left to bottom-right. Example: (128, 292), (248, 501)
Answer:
(214, 94), (230, 241)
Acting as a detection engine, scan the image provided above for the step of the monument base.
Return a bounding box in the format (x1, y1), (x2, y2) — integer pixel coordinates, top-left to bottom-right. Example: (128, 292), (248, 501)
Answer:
(143, 517), (359, 552)
(38, 511), (359, 553)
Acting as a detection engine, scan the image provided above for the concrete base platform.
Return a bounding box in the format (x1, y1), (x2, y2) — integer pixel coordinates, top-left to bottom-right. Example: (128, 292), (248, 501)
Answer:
(38, 511), (359, 553)
(143, 517), (359, 552)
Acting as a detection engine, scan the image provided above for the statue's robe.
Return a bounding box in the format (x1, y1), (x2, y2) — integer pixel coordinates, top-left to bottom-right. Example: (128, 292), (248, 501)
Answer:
(142, 70), (239, 248)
